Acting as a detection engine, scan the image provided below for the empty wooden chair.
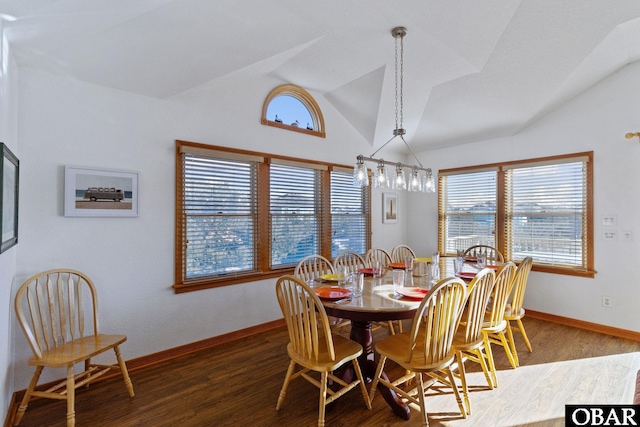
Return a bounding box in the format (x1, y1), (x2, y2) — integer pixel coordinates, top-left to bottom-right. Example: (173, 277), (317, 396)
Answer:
(464, 245), (505, 264)
(451, 268), (496, 414)
(294, 254), (334, 282)
(13, 269), (135, 427)
(504, 257), (534, 363)
(333, 250), (366, 273)
(369, 277), (469, 425)
(275, 275), (371, 427)
(365, 247), (392, 269)
(482, 262), (518, 387)
(390, 244), (416, 263)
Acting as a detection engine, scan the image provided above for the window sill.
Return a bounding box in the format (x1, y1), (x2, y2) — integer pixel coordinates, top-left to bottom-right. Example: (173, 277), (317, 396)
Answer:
(173, 269), (294, 294)
(531, 264), (595, 278)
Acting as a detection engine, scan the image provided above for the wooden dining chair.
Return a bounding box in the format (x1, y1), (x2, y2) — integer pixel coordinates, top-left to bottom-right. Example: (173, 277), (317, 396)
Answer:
(275, 275), (371, 427)
(369, 277), (469, 425)
(464, 245), (505, 264)
(504, 257), (534, 364)
(333, 250), (366, 273)
(451, 268), (496, 414)
(294, 254), (334, 282)
(481, 261), (518, 387)
(390, 244), (416, 263)
(365, 247), (392, 269)
(13, 269), (135, 427)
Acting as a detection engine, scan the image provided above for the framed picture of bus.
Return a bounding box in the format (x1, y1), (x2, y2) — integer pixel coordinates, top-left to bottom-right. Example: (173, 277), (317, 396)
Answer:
(64, 166), (139, 217)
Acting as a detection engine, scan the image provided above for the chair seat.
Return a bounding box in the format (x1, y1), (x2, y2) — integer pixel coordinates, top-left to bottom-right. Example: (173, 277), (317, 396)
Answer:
(288, 333), (362, 372)
(375, 332), (456, 372)
(504, 303), (525, 320)
(29, 334), (128, 368)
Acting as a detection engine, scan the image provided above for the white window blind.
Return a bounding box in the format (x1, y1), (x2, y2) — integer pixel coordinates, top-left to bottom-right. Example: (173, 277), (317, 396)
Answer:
(182, 154), (258, 279)
(270, 163), (322, 268)
(505, 159), (587, 268)
(439, 170), (497, 253)
(330, 170), (370, 258)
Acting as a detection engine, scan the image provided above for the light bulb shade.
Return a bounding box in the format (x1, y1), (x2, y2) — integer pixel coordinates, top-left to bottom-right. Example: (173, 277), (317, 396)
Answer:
(393, 166), (406, 190)
(374, 162), (389, 189)
(423, 170), (435, 193)
(353, 160), (369, 187)
(409, 169), (422, 192)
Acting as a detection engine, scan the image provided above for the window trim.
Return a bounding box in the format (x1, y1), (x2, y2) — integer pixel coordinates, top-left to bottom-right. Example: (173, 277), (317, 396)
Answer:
(438, 151), (594, 278)
(261, 84), (326, 138)
(174, 140), (369, 293)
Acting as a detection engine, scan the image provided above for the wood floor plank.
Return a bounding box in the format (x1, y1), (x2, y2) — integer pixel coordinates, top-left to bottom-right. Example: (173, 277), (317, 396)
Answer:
(8, 317), (640, 427)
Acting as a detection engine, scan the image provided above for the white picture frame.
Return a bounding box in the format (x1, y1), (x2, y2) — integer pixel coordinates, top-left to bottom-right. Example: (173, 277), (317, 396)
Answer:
(382, 193), (397, 224)
(64, 166), (139, 217)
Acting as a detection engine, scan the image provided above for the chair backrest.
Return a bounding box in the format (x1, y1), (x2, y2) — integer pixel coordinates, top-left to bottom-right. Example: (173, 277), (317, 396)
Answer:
(464, 245), (505, 264)
(365, 248), (392, 269)
(14, 269), (99, 359)
(458, 268), (495, 345)
(509, 257), (533, 315)
(390, 245), (416, 263)
(294, 255), (335, 282)
(485, 261), (517, 328)
(275, 275), (335, 361)
(333, 251), (366, 273)
(405, 277), (468, 365)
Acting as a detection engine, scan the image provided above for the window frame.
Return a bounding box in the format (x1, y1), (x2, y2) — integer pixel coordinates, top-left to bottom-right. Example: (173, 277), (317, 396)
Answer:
(438, 151), (594, 277)
(261, 84), (326, 138)
(174, 140), (370, 293)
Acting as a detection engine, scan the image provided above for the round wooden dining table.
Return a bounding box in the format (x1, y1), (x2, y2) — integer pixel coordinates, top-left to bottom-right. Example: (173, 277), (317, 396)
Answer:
(314, 257), (481, 420)
(314, 269), (429, 420)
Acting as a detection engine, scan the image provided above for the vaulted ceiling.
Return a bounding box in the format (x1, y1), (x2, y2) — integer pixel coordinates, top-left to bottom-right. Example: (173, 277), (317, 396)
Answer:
(3, 0), (640, 153)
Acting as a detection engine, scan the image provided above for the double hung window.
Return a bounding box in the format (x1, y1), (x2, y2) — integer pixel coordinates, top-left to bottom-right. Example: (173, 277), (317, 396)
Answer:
(175, 141), (371, 292)
(439, 152), (593, 276)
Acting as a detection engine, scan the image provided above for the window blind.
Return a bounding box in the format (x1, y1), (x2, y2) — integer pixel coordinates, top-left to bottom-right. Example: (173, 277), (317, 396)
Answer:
(505, 159), (587, 268)
(182, 154), (258, 279)
(270, 163), (322, 268)
(439, 170), (497, 253)
(330, 170), (370, 258)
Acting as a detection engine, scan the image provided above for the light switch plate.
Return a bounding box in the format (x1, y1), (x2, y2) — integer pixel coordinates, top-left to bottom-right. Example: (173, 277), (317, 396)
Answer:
(602, 215), (617, 227)
(602, 230), (618, 241)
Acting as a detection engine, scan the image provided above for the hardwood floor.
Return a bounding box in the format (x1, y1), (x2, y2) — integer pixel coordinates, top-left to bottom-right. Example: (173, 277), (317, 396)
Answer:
(9, 317), (640, 427)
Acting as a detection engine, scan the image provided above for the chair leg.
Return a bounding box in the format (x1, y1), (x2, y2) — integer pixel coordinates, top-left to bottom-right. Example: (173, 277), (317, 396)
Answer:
(415, 373), (429, 427)
(13, 366), (43, 426)
(497, 331), (518, 368)
(276, 360), (296, 410)
(352, 358), (372, 410)
(114, 346), (135, 397)
(368, 356), (387, 404)
(66, 366), (76, 427)
(517, 318), (533, 352)
(454, 351), (470, 415)
(387, 321), (396, 335)
(446, 367), (467, 418)
(505, 324), (519, 367)
(318, 371), (328, 427)
(474, 347), (494, 390)
(482, 333), (498, 388)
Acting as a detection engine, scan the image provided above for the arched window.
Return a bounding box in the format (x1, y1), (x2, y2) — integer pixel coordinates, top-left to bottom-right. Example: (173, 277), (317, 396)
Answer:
(261, 84), (326, 138)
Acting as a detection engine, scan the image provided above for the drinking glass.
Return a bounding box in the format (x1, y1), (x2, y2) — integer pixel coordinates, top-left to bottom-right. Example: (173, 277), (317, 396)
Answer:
(457, 249), (465, 260)
(429, 262), (440, 286)
(338, 266), (349, 286)
(392, 270), (405, 295)
(453, 258), (464, 276)
(476, 252), (486, 269)
(404, 256), (414, 274)
(372, 260), (382, 279)
(352, 272), (364, 297)
(431, 251), (440, 265)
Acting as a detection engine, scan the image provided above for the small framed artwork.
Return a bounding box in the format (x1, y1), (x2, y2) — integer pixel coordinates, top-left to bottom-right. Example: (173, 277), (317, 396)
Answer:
(382, 193), (398, 224)
(64, 166), (139, 217)
(1, 143), (19, 253)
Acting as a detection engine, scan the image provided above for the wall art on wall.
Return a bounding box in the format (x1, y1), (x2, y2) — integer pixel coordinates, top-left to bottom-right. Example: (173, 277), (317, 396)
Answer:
(1, 143), (19, 253)
(382, 192), (398, 224)
(64, 166), (139, 217)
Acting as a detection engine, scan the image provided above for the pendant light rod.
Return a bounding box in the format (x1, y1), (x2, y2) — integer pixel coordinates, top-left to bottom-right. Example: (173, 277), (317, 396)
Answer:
(357, 154), (431, 174)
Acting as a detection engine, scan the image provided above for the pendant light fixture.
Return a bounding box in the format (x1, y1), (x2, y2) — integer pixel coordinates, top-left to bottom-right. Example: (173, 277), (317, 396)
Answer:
(353, 26), (435, 193)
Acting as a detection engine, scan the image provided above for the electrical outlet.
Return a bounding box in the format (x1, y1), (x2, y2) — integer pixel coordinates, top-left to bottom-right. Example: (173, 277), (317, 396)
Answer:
(602, 296), (612, 308)
(622, 230), (633, 241)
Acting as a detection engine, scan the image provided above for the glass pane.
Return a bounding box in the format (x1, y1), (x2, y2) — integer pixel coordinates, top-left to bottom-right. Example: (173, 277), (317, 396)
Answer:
(331, 171), (367, 257)
(266, 95), (314, 129)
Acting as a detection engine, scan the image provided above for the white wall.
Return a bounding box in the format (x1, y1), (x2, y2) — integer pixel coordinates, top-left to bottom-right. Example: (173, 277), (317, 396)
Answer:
(10, 68), (406, 391)
(0, 20), (19, 417)
(407, 61), (640, 332)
